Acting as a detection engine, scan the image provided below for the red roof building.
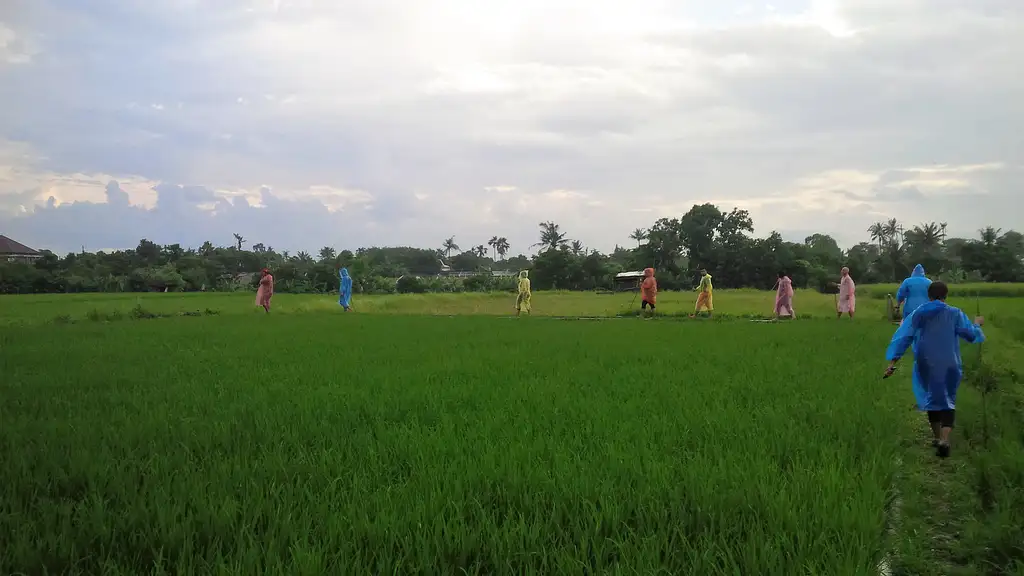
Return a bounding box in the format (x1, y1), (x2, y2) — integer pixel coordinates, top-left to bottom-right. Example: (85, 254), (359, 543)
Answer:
(0, 235), (42, 263)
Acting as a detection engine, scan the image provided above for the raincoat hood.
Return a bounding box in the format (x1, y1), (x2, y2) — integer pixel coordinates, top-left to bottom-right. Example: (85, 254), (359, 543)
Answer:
(519, 270), (528, 279)
(912, 299), (947, 320)
(340, 267), (350, 278)
(644, 268), (655, 277)
(911, 264), (925, 278)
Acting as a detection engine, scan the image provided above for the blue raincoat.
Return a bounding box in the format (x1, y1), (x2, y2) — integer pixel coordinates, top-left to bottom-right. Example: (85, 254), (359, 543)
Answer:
(896, 264), (931, 319)
(339, 268), (353, 309)
(885, 300), (985, 411)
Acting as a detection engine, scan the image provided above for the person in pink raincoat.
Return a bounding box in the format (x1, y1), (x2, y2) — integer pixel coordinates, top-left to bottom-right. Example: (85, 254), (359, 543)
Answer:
(256, 268), (274, 313)
(837, 267), (855, 319)
(773, 271), (795, 319)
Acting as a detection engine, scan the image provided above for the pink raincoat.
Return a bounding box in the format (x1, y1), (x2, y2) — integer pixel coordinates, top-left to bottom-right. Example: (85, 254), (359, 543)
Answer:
(838, 268), (855, 313)
(774, 276), (794, 317)
(256, 269), (274, 309)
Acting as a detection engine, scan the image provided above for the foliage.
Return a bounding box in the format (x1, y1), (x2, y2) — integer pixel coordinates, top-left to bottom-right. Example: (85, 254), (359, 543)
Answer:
(3, 314), (907, 573)
(2, 207), (1021, 296)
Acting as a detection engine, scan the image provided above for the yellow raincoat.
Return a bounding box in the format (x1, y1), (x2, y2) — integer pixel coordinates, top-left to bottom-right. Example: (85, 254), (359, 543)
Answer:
(695, 272), (713, 311)
(516, 270), (531, 313)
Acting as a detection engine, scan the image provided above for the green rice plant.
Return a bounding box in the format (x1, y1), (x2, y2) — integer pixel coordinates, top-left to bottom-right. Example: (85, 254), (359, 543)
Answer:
(0, 315), (908, 574)
(6, 288), (1024, 327)
(859, 283), (1024, 300)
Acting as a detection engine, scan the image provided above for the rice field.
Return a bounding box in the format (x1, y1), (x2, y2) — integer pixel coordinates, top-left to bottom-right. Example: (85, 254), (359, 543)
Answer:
(1, 288), (1022, 574)
(3, 284), (1020, 326)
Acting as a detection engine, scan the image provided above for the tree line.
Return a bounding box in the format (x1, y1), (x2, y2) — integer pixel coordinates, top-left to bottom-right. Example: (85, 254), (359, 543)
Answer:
(1, 203), (1021, 295)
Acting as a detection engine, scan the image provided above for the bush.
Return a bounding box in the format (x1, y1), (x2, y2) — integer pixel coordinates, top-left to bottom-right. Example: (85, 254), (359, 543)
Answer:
(396, 275), (429, 294)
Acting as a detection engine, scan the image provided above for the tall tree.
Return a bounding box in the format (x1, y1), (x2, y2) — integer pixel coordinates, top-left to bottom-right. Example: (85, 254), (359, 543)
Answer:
(679, 204), (725, 271)
(629, 228), (647, 247)
(232, 233), (246, 250)
(488, 236), (499, 260)
(442, 237), (460, 259)
(534, 222), (569, 252)
(318, 247), (337, 262)
(495, 237), (510, 260)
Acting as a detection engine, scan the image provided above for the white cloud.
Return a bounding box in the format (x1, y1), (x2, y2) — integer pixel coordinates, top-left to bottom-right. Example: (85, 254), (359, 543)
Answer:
(0, 0), (1020, 254)
(0, 22), (35, 65)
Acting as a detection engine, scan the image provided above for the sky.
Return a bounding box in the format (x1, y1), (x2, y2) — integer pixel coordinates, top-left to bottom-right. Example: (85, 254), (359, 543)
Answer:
(0, 0), (1021, 256)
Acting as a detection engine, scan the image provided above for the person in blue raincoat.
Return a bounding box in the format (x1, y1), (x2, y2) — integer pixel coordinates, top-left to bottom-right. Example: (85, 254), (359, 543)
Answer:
(338, 267), (353, 311)
(896, 264), (931, 320)
(884, 281), (984, 458)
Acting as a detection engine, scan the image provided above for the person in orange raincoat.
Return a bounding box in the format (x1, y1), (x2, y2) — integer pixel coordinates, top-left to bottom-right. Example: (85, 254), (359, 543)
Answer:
(640, 268), (657, 315)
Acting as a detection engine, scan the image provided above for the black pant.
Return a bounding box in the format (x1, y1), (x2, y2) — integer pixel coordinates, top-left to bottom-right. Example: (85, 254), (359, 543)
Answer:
(641, 300), (654, 310)
(927, 409), (955, 428)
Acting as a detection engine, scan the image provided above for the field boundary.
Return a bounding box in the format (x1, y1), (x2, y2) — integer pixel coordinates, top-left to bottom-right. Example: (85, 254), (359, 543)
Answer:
(888, 326), (1024, 575)
(879, 456), (903, 576)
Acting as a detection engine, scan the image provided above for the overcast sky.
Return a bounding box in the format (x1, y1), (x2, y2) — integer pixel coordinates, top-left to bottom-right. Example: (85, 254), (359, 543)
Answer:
(1, 0), (1020, 256)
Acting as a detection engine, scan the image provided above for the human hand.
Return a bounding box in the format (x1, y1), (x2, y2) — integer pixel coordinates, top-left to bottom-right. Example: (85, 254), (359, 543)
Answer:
(883, 364), (897, 379)
(975, 316), (984, 326)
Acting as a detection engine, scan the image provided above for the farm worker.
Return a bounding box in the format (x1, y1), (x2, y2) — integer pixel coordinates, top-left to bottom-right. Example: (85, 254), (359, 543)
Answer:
(836, 267), (855, 319)
(515, 270), (531, 316)
(774, 272), (794, 318)
(640, 267), (657, 314)
(896, 264), (931, 320)
(884, 281), (984, 458)
(693, 269), (713, 317)
(339, 267), (353, 311)
(256, 268), (273, 313)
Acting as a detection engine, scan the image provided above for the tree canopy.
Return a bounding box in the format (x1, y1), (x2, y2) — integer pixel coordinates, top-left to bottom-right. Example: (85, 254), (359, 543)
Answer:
(2, 204), (1021, 295)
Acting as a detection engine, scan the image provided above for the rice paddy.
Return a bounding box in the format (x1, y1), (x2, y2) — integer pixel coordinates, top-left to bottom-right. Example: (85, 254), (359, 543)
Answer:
(1, 289), (1022, 574)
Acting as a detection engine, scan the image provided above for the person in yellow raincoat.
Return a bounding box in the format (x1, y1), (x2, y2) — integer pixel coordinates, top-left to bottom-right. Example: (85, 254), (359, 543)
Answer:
(692, 268), (713, 317)
(515, 270), (531, 316)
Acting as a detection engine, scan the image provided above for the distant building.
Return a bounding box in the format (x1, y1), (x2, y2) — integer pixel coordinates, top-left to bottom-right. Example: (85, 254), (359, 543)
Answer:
(614, 270), (644, 291)
(436, 259), (515, 278)
(0, 235), (42, 264)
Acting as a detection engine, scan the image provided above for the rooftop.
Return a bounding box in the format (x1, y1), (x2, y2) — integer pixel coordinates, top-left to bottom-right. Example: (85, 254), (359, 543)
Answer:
(0, 235), (40, 256)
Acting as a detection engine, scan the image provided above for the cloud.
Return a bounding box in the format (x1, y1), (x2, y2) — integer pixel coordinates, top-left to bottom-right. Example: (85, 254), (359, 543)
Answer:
(0, 0), (1021, 255)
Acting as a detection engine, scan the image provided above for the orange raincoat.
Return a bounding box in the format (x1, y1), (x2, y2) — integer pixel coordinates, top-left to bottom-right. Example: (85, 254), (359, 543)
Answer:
(640, 268), (657, 304)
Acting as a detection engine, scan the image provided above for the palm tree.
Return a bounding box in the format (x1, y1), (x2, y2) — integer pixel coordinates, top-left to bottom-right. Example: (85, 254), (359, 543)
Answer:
(533, 221), (569, 252)
(442, 237), (459, 259)
(488, 236), (499, 260)
(495, 237), (510, 260)
(882, 219), (902, 246)
(318, 246), (337, 262)
(475, 245), (488, 258)
(232, 233), (246, 250)
(867, 222), (885, 248)
(917, 223), (941, 248)
(979, 226), (1001, 247)
(570, 239), (585, 256)
(629, 228), (647, 248)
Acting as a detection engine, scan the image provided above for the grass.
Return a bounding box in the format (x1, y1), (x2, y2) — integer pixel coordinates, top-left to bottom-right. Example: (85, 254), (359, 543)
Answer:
(0, 288), (1022, 574)
(4, 286), (1024, 327)
(888, 303), (1024, 575)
